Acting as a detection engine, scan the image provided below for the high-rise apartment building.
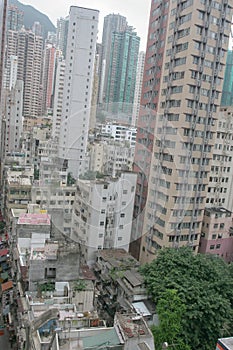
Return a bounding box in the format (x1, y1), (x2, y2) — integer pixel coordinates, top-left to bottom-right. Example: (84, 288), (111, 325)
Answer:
(71, 172), (137, 265)
(98, 14), (128, 104)
(4, 80), (23, 154)
(5, 28), (44, 117)
(0, 0), (8, 103)
(58, 6), (99, 178)
(7, 4), (23, 31)
(52, 57), (65, 140)
(105, 28), (140, 115)
(32, 21), (43, 37)
(206, 106), (233, 211)
(0, 0), (8, 160)
(221, 50), (233, 106)
(56, 16), (69, 58)
(132, 51), (145, 126)
(131, 0), (233, 263)
(42, 43), (56, 115)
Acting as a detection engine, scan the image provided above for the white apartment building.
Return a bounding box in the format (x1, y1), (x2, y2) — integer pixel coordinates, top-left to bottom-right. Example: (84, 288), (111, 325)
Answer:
(58, 6), (99, 179)
(31, 183), (76, 236)
(71, 172), (137, 265)
(100, 123), (137, 148)
(89, 141), (134, 176)
(132, 51), (145, 127)
(9, 55), (18, 90)
(5, 80), (23, 155)
(52, 58), (65, 140)
(206, 107), (233, 211)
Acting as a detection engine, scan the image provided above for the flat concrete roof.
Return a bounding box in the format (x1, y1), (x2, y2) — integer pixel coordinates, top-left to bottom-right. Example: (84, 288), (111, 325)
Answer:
(18, 213), (51, 225)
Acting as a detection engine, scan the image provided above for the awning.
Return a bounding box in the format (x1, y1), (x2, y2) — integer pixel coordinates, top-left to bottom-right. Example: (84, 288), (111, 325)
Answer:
(132, 302), (152, 317)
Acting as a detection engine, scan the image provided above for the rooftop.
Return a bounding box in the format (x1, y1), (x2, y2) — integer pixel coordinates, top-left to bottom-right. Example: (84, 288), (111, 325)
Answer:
(97, 249), (139, 269)
(123, 270), (144, 287)
(1, 280), (13, 293)
(218, 337), (233, 349)
(116, 313), (150, 339)
(31, 243), (58, 260)
(18, 213), (51, 225)
(205, 207), (232, 215)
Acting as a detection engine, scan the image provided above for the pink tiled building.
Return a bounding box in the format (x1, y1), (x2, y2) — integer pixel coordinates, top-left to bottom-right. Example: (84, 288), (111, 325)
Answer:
(199, 207), (233, 263)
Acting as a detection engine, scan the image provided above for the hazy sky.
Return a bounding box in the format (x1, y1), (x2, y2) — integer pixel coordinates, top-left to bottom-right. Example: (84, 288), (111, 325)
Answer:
(20, 0), (152, 50)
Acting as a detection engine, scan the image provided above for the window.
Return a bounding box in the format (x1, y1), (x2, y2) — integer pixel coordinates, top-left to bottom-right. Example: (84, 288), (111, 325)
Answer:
(100, 221), (104, 226)
(120, 213), (125, 218)
(123, 190), (128, 194)
(210, 245), (215, 250)
(216, 244), (221, 249)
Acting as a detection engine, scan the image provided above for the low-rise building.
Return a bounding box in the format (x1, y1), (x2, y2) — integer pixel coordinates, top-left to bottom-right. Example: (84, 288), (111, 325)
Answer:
(3, 167), (33, 224)
(100, 123), (137, 148)
(89, 140), (134, 176)
(94, 249), (154, 325)
(199, 207), (233, 262)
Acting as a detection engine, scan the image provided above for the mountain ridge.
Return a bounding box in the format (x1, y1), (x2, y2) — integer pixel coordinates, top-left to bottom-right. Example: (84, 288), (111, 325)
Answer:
(9, 0), (56, 38)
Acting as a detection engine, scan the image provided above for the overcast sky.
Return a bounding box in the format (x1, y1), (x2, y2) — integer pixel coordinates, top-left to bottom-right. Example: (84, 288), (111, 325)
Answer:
(20, 0), (152, 50)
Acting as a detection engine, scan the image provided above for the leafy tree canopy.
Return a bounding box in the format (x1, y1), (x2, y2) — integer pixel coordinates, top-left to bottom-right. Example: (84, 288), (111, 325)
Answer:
(152, 289), (191, 350)
(141, 247), (233, 350)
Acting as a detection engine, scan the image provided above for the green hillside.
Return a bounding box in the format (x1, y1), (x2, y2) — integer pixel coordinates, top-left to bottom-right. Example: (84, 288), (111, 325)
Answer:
(9, 0), (56, 38)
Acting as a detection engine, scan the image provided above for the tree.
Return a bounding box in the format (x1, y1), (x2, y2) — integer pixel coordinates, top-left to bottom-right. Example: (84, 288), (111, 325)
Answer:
(141, 247), (233, 350)
(152, 289), (191, 350)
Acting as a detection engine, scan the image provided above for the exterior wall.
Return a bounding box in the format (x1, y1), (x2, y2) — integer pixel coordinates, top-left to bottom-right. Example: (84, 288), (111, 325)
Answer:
(9, 55), (18, 90)
(0, 0), (8, 106)
(42, 44), (56, 115)
(58, 6), (99, 178)
(101, 123), (137, 148)
(132, 51), (145, 127)
(5, 80), (23, 154)
(7, 4), (24, 31)
(199, 208), (233, 263)
(56, 17), (69, 59)
(29, 243), (81, 291)
(206, 106), (233, 211)
(31, 184), (75, 236)
(52, 59), (66, 139)
(98, 14), (127, 104)
(105, 29), (140, 116)
(135, 0), (233, 264)
(89, 141), (134, 176)
(72, 172), (137, 265)
(221, 50), (233, 106)
(6, 29), (44, 117)
(130, 0), (167, 260)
